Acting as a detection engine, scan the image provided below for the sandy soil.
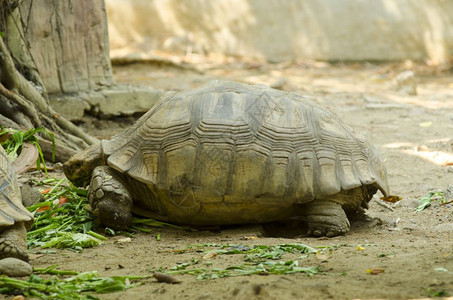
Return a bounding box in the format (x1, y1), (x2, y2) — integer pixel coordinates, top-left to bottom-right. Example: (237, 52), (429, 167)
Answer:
(12, 57), (453, 299)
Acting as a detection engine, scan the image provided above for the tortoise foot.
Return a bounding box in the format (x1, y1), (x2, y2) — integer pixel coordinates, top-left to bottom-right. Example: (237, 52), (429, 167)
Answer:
(0, 222), (29, 262)
(304, 200), (350, 237)
(88, 166), (133, 229)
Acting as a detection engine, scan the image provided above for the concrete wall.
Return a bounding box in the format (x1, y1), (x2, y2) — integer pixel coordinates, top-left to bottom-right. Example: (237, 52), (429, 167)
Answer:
(106, 0), (453, 64)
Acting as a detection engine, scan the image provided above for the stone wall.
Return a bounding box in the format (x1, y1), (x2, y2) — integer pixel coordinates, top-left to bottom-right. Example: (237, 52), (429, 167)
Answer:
(106, 0), (453, 64)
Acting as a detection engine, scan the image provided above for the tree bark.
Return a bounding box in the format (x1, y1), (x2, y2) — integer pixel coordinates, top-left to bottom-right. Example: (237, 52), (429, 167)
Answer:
(0, 0), (98, 162)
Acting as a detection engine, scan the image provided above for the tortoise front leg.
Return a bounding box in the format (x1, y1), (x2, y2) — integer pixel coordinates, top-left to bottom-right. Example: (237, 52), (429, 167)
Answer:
(304, 200), (350, 237)
(0, 222), (29, 261)
(88, 166), (133, 229)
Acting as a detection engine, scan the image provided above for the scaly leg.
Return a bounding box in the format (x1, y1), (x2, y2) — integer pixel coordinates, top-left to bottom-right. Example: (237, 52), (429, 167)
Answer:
(0, 222), (28, 261)
(88, 166), (133, 229)
(304, 200), (350, 237)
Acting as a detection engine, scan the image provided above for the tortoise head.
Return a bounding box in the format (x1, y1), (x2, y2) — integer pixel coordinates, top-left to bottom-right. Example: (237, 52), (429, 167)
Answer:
(63, 142), (107, 187)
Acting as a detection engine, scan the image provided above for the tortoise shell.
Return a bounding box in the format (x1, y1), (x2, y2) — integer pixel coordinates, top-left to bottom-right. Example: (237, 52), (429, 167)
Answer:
(100, 81), (388, 224)
(0, 146), (33, 227)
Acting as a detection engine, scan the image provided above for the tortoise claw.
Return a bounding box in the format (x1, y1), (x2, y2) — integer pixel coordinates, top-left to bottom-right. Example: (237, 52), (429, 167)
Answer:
(96, 200), (132, 230)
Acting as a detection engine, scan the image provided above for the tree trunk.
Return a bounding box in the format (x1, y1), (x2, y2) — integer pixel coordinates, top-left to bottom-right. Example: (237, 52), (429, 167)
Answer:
(0, 0), (99, 161)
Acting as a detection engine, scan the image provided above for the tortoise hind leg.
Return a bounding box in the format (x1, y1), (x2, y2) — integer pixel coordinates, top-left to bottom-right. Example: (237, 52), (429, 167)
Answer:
(0, 222), (29, 261)
(88, 166), (133, 230)
(303, 200), (350, 237)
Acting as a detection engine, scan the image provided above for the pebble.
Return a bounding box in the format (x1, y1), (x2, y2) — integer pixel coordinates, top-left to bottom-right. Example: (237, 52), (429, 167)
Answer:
(433, 223), (453, 233)
(395, 70), (417, 95)
(445, 184), (453, 199)
(269, 77), (288, 90)
(19, 183), (43, 207)
(0, 257), (32, 277)
(394, 198), (419, 209)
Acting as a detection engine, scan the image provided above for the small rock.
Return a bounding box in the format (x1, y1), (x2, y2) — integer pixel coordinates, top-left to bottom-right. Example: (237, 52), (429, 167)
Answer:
(269, 77), (288, 90)
(153, 271), (182, 284)
(220, 224), (265, 238)
(202, 251), (217, 260)
(433, 223), (453, 233)
(394, 198), (420, 209)
(395, 70), (417, 95)
(20, 183), (43, 207)
(402, 223), (417, 231)
(252, 284), (268, 296)
(115, 237), (132, 243)
(389, 217), (401, 228)
(445, 184), (453, 200)
(0, 258), (32, 277)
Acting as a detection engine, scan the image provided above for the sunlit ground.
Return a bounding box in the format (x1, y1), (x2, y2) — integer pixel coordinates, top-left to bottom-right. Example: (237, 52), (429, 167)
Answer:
(386, 140), (453, 166)
(112, 52), (453, 171)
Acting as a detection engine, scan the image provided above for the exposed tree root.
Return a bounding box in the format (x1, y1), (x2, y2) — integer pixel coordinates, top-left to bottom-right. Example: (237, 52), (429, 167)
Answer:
(0, 35), (98, 162)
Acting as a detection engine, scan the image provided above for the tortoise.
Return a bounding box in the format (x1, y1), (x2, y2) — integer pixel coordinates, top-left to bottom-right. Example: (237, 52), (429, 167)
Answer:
(64, 80), (389, 237)
(0, 145), (33, 261)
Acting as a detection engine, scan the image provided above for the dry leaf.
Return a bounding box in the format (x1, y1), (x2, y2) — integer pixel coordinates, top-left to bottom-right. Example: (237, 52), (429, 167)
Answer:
(316, 249), (333, 261)
(380, 195), (402, 203)
(115, 237), (132, 243)
(153, 272), (181, 284)
(242, 235), (259, 240)
(419, 121), (432, 128)
(28, 253), (45, 260)
(59, 196), (69, 205)
(366, 268), (385, 275)
(41, 188), (52, 195)
(202, 252), (217, 260)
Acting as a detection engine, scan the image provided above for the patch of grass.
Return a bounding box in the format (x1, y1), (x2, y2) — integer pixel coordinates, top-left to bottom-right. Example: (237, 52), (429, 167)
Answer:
(156, 243), (325, 280)
(26, 178), (102, 251)
(196, 243), (317, 263)
(132, 217), (197, 232)
(0, 267), (152, 299)
(415, 191), (446, 212)
(26, 178), (197, 250)
(160, 260), (322, 280)
(0, 126), (55, 173)
(425, 288), (449, 297)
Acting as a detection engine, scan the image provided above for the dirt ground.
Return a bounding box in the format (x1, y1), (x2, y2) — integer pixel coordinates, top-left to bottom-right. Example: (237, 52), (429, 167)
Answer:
(16, 57), (453, 299)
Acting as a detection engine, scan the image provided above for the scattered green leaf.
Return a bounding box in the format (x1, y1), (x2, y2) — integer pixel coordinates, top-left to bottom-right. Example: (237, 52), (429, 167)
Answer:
(132, 217), (197, 231)
(26, 178), (101, 251)
(33, 265), (78, 275)
(188, 243), (317, 263)
(425, 288), (449, 297)
(157, 243), (323, 280)
(0, 268), (152, 299)
(0, 126), (55, 173)
(40, 232), (103, 249)
(415, 191), (445, 212)
(434, 267), (453, 274)
(162, 260), (322, 280)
